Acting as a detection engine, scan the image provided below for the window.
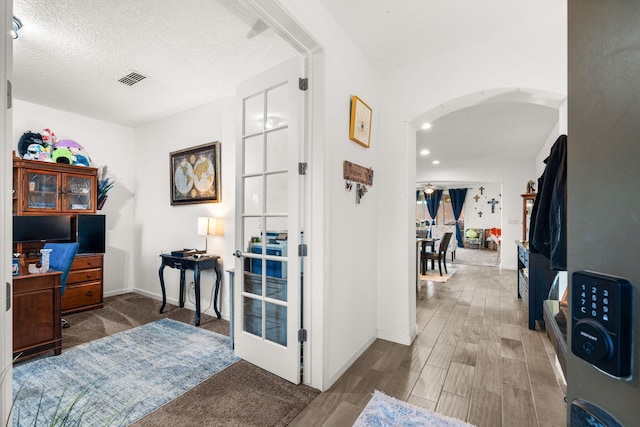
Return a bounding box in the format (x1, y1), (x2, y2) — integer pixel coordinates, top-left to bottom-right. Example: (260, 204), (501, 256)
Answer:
(416, 191), (465, 228)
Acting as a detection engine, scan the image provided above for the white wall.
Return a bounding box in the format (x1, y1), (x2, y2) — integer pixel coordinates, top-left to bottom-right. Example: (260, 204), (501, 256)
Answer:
(133, 98), (235, 320)
(377, 1), (567, 276)
(12, 100), (136, 295)
(277, 0), (381, 388)
(463, 183), (502, 230)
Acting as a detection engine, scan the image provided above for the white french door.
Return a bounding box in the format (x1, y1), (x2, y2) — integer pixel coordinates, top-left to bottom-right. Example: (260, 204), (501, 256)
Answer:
(234, 57), (302, 384)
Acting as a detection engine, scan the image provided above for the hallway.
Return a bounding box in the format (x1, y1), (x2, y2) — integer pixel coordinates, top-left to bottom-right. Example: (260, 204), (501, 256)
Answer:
(291, 263), (567, 426)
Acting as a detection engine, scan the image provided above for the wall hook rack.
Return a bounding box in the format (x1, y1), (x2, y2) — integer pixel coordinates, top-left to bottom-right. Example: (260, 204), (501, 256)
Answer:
(356, 184), (368, 204)
(343, 160), (373, 204)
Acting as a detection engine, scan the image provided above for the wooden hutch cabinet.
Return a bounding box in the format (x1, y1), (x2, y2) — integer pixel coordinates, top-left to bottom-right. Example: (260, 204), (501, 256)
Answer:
(12, 156), (104, 316)
(13, 157), (97, 215)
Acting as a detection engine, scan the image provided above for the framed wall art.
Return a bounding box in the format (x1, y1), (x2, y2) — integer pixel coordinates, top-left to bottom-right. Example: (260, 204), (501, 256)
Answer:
(170, 141), (221, 205)
(349, 95), (372, 148)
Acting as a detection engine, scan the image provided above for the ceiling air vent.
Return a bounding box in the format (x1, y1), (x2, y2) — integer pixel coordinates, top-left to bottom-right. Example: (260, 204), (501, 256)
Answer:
(117, 70), (148, 86)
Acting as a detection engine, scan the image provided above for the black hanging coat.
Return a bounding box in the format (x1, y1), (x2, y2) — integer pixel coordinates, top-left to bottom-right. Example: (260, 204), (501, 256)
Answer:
(529, 134), (567, 271)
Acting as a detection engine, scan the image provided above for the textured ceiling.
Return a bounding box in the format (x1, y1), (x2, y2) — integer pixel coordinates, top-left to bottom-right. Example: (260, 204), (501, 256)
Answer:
(12, 0), (298, 127)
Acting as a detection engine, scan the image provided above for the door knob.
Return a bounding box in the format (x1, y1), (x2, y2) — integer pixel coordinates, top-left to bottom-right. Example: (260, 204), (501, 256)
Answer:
(233, 250), (242, 258)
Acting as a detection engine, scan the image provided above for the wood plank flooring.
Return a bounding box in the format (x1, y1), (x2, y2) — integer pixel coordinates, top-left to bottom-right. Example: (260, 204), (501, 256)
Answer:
(290, 263), (567, 426)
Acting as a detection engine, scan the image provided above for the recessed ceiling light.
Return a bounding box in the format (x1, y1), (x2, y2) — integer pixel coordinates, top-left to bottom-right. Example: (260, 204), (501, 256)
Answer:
(420, 149), (430, 156)
(421, 123), (432, 130)
(432, 160), (440, 165)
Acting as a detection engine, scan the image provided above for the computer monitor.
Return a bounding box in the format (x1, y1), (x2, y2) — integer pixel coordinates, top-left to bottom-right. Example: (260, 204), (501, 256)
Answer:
(76, 214), (106, 254)
(13, 215), (72, 243)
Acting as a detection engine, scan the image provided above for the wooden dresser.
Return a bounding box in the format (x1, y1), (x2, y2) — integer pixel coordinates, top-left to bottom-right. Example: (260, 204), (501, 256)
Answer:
(13, 269), (62, 361)
(62, 253), (104, 314)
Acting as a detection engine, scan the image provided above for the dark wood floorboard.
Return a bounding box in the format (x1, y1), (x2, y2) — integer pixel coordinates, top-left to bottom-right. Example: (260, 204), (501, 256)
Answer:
(290, 262), (567, 426)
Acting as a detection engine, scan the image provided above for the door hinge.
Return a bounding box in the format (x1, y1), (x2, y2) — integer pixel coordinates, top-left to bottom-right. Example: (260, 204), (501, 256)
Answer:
(298, 244), (308, 257)
(6, 282), (11, 311)
(298, 328), (307, 342)
(299, 77), (308, 91)
(298, 162), (308, 175)
(7, 80), (12, 109)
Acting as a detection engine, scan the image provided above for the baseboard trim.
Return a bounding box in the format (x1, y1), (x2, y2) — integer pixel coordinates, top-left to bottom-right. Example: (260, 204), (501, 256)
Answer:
(326, 330), (377, 388)
(103, 288), (136, 298)
(104, 289), (230, 322)
(377, 326), (416, 346)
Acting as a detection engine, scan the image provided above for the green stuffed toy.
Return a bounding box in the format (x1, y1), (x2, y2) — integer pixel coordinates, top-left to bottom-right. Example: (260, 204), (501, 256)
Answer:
(52, 147), (76, 164)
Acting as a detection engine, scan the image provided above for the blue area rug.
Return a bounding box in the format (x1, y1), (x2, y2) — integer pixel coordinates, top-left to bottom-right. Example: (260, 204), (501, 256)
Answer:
(354, 390), (476, 427)
(12, 318), (239, 426)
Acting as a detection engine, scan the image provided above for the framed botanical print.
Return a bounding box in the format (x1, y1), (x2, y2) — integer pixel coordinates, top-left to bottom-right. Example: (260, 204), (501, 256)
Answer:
(170, 141), (221, 205)
(349, 95), (372, 148)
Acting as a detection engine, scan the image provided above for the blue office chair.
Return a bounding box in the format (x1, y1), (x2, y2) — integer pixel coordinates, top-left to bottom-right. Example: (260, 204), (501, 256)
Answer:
(43, 242), (79, 328)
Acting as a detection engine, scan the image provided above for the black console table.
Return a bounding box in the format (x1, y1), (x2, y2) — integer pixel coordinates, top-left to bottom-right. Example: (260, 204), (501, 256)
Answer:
(158, 253), (221, 326)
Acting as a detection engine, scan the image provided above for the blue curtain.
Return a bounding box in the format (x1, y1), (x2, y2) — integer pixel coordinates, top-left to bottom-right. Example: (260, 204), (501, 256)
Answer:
(425, 189), (443, 224)
(415, 190), (421, 227)
(449, 188), (467, 248)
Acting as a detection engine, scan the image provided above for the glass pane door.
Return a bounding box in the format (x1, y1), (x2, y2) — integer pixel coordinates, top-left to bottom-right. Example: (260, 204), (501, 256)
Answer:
(63, 174), (93, 212)
(235, 58), (300, 384)
(25, 171), (59, 211)
(242, 82), (290, 346)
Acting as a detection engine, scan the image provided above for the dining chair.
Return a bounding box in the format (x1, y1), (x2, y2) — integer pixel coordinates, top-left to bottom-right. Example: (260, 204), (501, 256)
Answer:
(424, 232), (453, 276)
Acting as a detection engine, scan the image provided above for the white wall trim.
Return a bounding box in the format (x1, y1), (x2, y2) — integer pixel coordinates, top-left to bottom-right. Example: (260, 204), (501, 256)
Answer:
(378, 326), (417, 346)
(326, 330), (377, 387)
(128, 288), (231, 323)
(103, 289), (136, 298)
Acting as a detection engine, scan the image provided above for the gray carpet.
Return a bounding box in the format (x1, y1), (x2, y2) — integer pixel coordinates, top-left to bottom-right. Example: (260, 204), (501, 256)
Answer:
(62, 293), (319, 426)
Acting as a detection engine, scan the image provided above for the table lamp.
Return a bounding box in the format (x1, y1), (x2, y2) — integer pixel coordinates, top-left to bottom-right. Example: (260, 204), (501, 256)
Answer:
(197, 217), (216, 253)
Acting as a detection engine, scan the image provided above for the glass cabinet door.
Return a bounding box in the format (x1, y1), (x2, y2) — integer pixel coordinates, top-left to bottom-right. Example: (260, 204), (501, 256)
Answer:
(63, 173), (94, 212)
(25, 171), (60, 211)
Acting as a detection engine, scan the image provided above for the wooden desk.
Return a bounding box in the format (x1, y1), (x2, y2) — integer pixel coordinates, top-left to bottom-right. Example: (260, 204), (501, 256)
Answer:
(158, 254), (221, 326)
(13, 269), (62, 362)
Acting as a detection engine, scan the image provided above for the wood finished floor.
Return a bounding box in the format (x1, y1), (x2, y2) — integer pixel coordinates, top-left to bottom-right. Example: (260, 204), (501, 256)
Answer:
(290, 263), (567, 427)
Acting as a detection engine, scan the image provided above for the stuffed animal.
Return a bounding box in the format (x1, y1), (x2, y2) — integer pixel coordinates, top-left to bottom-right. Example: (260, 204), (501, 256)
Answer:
(18, 131), (44, 157)
(23, 144), (53, 161)
(73, 153), (91, 167)
(55, 139), (92, 166)
(41, 128), (57, 146)
(52, 147), (76, 164)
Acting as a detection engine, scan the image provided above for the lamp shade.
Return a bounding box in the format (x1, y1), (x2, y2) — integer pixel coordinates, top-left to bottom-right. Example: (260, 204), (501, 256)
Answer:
(197, 217), (216, 236)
